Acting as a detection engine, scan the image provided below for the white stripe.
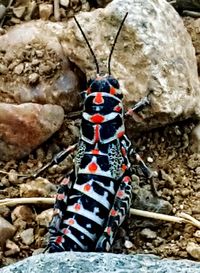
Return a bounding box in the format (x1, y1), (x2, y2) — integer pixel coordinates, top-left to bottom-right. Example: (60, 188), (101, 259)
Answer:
(78, 168), (112, 178)
(63, 219), (96, 241)
(83, 112), (121, 123)
(66, 232), (87, 250)
(87, 92), (122, 102)
(73, 183), (110, 209)
(92, 179), (115, 195)
(68, 205), (104, 226)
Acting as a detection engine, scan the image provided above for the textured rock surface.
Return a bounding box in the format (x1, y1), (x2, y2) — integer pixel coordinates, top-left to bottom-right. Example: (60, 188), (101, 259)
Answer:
(0, 21), (82, 112)
(0, 216), (16, 250)
(0, 103), (64, 161)
(184, 18), (200, 76)
(1, 252), (200, 273)
(61, 0), (200, 136)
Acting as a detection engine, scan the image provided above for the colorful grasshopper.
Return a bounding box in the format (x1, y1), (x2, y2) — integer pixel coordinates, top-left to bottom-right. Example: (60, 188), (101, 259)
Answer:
(46, 13), (153, 252)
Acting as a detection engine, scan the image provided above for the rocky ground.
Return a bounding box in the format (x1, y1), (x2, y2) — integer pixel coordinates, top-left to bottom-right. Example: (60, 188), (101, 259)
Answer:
(0, 0), (200, 268)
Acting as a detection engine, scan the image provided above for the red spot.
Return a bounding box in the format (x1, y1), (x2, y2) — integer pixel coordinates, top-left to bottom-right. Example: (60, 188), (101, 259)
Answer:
(56, 193), (65, 200)
(87, 87), (91, 94)
(94, 124), (100, 142)
(107, 227), (111, 235)
(117, 131), (124, 138)
(84, 183), (91, 192)
(110, 209), (117, 216)
(88, 162), (98, 173)
(93, 93), (104, 104)
(68, 218), (75, 225)
(121, 164), (127, 172)
(123, 176), (131, 183)
(90, 114), (105, 123)
(114, 105), (121, 112)
(121, 147), (126, 156)
(56, 236), (63, 244)
(74, 203), (81, 211)
(63, 228), (69, 235)
(117, 190), (124, 198)
(110, 87), (116, 95)
(92, 149), (99, 155)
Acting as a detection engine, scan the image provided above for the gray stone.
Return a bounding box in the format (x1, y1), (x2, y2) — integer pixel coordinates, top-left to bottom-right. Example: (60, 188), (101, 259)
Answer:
(1, 252), (200, 273)
(62, 0), (200, 136)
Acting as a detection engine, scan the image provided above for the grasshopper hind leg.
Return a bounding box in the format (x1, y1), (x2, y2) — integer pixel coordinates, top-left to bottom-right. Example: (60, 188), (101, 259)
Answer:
(95, 175), (132, 252)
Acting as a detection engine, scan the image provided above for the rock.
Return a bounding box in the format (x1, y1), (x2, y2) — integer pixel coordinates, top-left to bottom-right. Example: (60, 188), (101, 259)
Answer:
(28, 72), (39, 85)
(4, 240), (20, 257)
(190, 122), (200, 153)
(0, 63), (8, 74)
(0, 206), (10, 218)
(19, 177), (57, 197)
(13, 6), (26, 19)
(124, 240), (133, 249)
(0, 103), (64, 161)
(60, 0), (69, 8)
(7, 169), (19, 184)
(183, 18), (200, 75)
(39, 4), (53, 20)
(13, 63), (24, 75)
(186, 242), (200, 260)
(2, 252), (200, 273)
(187, 154), (200, 169)
(0, 216), (16, 250)
(36, 209), (54, 227)
(62, 0), (199, 136)
(11, 206), (35, 224)
(160, 169), (176, 189)
(0, 4), (6, 20)
(140, 228), (157, 239)
(20, 228), (34, 245)
(0, 21), (82, 112)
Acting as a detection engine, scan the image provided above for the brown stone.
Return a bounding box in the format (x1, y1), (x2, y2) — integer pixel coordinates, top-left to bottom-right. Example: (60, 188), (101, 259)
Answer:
(0, 216), (16, 250)
(0, 103), (64, 161)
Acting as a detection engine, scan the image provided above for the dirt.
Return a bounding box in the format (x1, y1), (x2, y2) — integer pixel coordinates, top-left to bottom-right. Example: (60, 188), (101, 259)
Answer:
(0, 117), (200, 266)
(0, 0), (200, 268)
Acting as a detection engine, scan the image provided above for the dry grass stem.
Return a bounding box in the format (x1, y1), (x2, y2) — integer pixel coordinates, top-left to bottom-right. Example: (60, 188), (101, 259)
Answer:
(1, 197), (200, 229)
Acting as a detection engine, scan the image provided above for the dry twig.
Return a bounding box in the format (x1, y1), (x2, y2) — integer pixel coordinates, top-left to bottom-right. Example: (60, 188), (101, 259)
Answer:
(1, 197), (200, 229)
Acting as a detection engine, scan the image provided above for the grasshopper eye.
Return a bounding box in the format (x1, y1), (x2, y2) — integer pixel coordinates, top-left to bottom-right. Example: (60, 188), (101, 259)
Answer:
(107, 76), (120, 89)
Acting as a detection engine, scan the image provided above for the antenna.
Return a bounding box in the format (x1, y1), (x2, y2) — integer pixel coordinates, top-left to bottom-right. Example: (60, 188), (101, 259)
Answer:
(74, 16), (100, 75)
(108, 12), (128, 75)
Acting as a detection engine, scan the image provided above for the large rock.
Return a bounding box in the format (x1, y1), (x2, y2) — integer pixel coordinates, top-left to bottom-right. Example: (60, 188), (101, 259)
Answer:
(61, 0), (200, 136)
(0, 21), (83, 112)
(1, 252), (200, 273)
(0, 103), (64, 161)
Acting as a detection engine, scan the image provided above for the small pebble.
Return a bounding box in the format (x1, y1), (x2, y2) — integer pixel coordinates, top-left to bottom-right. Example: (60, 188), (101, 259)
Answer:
(60, 0), (69, 7)
(124, 240), (133, 249)
(28, 73), (39, 85)
(147, 157), (153, 163)
(186, 242), (200, 260)
(13, 6), (26, 19)
(39, 4), (53, 20)
(140, 228), (157, 239)
(0, 63), (8, 74)
(13, 63), (24, 75)
(20, 228), (34, 245)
